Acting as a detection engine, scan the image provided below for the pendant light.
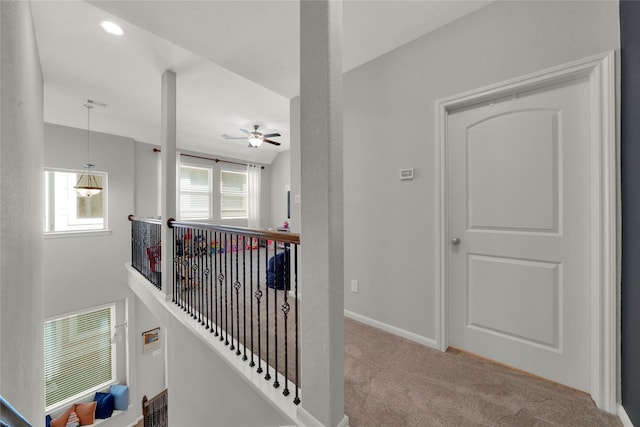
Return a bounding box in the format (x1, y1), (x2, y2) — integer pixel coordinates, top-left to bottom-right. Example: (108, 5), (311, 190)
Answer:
(74, 103), (103, 197)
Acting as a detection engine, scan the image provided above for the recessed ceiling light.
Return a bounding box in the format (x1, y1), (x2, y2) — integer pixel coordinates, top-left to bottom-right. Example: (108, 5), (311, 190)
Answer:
(100, 21), (124, 36)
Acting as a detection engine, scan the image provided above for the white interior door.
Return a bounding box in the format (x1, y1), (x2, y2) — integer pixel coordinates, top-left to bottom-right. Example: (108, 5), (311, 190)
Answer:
(447, 77), (591, 392)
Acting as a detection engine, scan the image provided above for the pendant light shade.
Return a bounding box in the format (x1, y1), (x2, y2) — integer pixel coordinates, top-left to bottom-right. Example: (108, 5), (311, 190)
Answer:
(74, 103), (103, 197)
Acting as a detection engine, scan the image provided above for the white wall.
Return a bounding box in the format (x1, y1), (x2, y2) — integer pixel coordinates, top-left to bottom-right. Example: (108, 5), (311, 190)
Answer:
(43, 123), (145, 426)
(0, 2), (45, 423)
(135, 300), (166, 400)
(270, 150), (291, 229)
(341, 1), (620, 341)
(128, 269), (291, 427)
(289, 97), (301, 234)
(134, 141), (160, 217)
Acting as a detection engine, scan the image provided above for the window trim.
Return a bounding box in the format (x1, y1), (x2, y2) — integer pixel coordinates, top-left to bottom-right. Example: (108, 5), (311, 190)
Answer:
(44, 303), (117, 414)
(44, 167), (109, 235)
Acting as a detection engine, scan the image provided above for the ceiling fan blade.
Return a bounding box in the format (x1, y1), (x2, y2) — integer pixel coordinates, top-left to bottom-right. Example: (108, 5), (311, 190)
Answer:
(240, 128), (251, 135)
(264, 139), (281, 146)
(222, 134), (247, 140)
(262, 133), (281, 138)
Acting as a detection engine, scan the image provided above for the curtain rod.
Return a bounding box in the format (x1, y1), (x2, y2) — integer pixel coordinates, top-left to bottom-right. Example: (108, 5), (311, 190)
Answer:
(152, 148), (264, 169)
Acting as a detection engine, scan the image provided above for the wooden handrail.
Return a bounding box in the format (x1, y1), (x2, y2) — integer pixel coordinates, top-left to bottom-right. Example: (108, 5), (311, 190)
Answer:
(168, 218), (300, 245)
(128, 214), (163, 225)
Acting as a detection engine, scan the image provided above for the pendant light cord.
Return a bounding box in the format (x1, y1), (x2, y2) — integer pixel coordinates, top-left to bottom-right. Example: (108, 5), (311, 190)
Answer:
(85, 104), (93, 165)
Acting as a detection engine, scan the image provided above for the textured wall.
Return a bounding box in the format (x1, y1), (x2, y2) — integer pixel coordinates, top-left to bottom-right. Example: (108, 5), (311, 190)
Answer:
(0, 1), (45, 423)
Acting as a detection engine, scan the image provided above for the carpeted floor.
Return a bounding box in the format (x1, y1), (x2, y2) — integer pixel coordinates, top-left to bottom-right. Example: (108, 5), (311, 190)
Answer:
(344, 317), (621, 427)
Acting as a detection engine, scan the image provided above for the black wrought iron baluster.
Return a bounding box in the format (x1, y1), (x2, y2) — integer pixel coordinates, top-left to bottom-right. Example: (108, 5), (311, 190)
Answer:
(205, 229), (211, 331)
(242, 235), (248, 362)
(273, 239), (279, 388)
(282, 241), (290, 397)
(234, 234), (241, 356)
(224, 233), (229, 346)
(218, 231), (224, 341)
(294, 244), (300, 405)
(265, 241), (271, 382)
(256, 239), (263, 374)
(214, 231), (219, 337)
(189, 230), (195, 318)
(250, 239), (256, 368)
(230, 233), (235, 351)
(198, 230), (207, 325)
(197, 229), (203, 324)
(172, 226), (176, 303)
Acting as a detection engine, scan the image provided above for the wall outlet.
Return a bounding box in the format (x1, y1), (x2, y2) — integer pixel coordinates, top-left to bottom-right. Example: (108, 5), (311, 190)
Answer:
(350, 280), (359, 293)
(295, 194), (301, 204)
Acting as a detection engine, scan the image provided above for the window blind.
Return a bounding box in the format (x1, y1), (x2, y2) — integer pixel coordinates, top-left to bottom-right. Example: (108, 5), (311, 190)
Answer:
(220, 170), (248, 219)
(44, 306), (114, 410)
(180, 166), (211, 220)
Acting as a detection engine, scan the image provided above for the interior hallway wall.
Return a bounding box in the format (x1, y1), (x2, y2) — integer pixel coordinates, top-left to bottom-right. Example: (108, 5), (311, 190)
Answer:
(0, 1), (45, 423)
(43, 123), (142, 426)
(342, 1), (619, 342)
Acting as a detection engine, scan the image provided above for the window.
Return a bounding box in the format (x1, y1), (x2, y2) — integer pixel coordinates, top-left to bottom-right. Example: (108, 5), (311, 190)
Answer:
(44, 169), (107, 233)
(179, 165), (212, 220)
(44, 305), (115, 412)
(220, 170), (248, 219)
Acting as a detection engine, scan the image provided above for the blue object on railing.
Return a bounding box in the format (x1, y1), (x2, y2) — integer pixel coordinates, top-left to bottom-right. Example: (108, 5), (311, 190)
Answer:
(0, 395), (32, 427)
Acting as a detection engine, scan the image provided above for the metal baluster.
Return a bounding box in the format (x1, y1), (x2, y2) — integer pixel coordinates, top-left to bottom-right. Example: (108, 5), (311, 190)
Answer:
(193, 229), (202, 324)
(172, 225), (176, 303)
(242, 235), (248, 362)
(205, 229), (211, 330)
(273, 239), (279, 388)
(224, 233), (229, 345)
(218, 231), (224, 342)
(232, 234), (237, 350)
(282, 241), (290, 396)
(214, 231), (219, 337)
(250, 240), (256, 368)
(265, 241), (271, 382)
(256, 239), (263, 374)
(234, 234), (241, 355)
(294, 244), (300, 405)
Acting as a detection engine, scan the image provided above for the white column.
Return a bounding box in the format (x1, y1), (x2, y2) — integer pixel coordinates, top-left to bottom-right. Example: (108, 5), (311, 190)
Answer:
(160, 70), (177, 301)
(299, 1), (346, 426)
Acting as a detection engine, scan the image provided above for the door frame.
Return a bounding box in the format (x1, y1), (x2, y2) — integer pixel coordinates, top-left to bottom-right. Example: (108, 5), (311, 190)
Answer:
(434, 51), (617, 412)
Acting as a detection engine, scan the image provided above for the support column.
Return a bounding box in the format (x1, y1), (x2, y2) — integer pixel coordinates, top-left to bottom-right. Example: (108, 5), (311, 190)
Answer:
(160, 70), (177, 301)
(299, 1), (346, 426)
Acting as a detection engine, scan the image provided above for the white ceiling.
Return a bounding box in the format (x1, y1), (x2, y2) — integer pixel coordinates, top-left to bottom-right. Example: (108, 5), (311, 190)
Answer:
(31, 0), (491, 164)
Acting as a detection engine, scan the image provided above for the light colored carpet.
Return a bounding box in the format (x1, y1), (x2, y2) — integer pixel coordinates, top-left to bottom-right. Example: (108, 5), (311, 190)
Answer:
(344, 317), (621, 427)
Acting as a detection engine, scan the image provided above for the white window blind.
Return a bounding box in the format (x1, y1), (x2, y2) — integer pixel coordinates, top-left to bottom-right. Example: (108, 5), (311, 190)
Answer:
(179, 166), (211, 220)
(220, 170), (248, 219)
(44, 306), (114, 411)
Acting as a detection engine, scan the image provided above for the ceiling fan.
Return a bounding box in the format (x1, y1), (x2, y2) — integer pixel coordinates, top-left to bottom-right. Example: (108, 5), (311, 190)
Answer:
(222, 125), (281, 148)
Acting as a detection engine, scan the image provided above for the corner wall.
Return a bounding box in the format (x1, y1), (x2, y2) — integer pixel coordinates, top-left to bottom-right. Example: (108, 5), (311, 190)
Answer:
(620, 0), (640, 423)
(342, 0), (619, 342)
(0, 2), (45, 423)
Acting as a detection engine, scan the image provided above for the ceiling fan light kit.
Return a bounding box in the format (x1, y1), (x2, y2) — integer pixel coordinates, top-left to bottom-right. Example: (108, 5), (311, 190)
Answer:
(223, 124), (282, 148)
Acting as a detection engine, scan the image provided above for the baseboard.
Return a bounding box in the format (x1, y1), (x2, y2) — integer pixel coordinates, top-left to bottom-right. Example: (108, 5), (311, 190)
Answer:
(618, 404), (634, 427)
(296, 407), (349, 427)
(344, 310), (438, 350)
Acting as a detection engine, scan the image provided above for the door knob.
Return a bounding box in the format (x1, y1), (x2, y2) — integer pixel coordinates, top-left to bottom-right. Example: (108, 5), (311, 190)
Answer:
(450, 237), (461, 245)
